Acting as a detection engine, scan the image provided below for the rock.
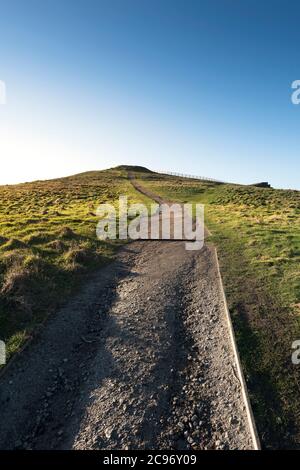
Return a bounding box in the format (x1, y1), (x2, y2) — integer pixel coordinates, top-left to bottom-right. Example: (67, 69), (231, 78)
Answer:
(104, 427), (114, 439)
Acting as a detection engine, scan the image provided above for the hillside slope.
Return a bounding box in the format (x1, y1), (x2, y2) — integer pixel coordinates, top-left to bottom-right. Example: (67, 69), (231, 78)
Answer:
(1, 165), (299, 448)
(135, 171), (300, 448)
(0, 168), (150, 360)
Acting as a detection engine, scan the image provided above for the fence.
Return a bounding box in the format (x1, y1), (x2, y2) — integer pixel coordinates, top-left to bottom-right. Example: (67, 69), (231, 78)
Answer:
(155, 170), (224, 183)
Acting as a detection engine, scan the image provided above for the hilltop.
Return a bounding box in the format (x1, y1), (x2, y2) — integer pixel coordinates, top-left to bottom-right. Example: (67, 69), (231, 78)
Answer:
(114, 165), (153, 173)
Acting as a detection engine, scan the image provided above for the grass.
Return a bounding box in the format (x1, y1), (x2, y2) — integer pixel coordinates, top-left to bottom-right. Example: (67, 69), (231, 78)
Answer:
(1, 165), (300, 448)
(137, 172), (300, 449)
(0, 168), (151, 362)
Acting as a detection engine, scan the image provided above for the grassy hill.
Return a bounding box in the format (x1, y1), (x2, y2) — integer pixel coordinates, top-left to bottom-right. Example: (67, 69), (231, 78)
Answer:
(135, 171), (300, 448)
(1, 165), (299, 447)
(0, 168), (151, 361)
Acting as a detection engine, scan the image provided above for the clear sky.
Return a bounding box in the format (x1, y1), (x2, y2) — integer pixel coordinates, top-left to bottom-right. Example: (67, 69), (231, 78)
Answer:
(0, 0), (299, 189)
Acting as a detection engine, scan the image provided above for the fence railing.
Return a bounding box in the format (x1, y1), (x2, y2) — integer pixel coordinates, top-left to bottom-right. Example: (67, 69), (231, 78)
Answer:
(155, 170), (224, 183)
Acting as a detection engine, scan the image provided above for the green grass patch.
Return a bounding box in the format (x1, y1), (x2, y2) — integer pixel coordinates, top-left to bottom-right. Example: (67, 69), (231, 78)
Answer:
(139, 173), (300, 448)
(0, 168), (151, 363)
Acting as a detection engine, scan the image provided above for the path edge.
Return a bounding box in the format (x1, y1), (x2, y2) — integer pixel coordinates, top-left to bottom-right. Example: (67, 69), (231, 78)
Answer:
(213, 246), (261, 450)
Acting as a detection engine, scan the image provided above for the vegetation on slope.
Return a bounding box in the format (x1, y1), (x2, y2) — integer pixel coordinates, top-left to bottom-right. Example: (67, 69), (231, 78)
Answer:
(138, 172), (300, 449)
(0, 168), (150, 361)
(1, 165), (299, 448)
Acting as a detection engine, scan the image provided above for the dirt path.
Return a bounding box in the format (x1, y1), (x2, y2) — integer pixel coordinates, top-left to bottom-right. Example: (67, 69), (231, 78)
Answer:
(0, 181), (254, 450)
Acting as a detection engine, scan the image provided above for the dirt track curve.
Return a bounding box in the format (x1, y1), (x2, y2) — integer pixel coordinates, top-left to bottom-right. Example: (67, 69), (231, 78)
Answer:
(0, 179), (253, 450)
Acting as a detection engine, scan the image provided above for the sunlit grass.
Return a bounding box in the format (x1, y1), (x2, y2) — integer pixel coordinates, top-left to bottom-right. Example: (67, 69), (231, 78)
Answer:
(0, 168), (151, 362)
(139, 173), (300, 448)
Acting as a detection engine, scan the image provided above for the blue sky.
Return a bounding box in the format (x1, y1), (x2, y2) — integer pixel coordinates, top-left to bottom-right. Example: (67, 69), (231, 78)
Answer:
(0, 0), (299, 189)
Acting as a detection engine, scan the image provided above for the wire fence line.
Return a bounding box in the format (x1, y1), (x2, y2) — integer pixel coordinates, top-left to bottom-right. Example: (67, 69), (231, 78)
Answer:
(155, 170), (224, 183)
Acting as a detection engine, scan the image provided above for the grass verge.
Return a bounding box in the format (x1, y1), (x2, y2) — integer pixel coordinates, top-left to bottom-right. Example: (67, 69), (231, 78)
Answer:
(137, 172), (300, 448)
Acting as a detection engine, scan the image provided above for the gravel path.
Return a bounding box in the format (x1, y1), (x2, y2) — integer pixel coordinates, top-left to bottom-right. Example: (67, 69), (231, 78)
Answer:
(70, 242), (252, 450)
(0, 182), (254, 450)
